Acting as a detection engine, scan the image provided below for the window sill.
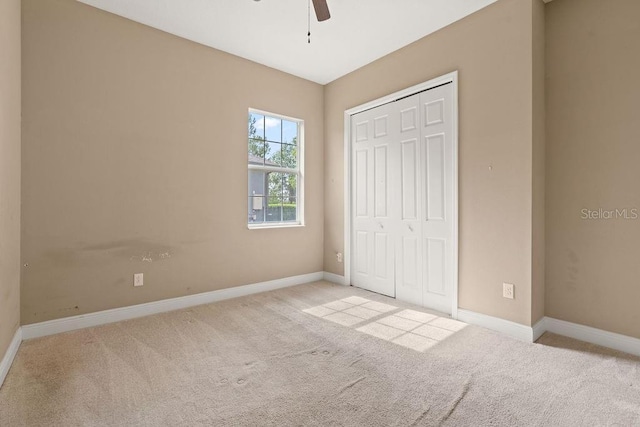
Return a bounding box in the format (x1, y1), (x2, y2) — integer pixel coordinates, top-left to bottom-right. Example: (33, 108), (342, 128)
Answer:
(248, 222), (305, 230)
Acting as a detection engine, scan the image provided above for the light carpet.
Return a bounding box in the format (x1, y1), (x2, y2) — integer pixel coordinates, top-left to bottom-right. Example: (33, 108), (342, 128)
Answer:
(1, 281), (639, 426)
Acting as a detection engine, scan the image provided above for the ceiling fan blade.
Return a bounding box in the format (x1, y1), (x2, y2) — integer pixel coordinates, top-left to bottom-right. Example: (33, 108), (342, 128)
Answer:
(312, 0), (331, 22)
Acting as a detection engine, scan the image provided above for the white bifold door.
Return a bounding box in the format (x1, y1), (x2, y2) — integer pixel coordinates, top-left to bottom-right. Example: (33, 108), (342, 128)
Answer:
(351, 83), (455, 314)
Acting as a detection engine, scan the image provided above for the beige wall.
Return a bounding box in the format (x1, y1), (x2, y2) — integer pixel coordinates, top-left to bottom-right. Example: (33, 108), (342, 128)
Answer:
(16, 0), (640, 338)
(14, 0), (640, 340)
(21, 0), (324, 324)
(324, 0), (539, 326)
(546, 0), (640, 338)
(531, 0), (545, 324)
(0, 0), (22, 356)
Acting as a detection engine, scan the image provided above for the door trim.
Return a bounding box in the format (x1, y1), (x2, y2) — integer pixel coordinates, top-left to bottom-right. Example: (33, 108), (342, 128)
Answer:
(343, 71), (459, 319)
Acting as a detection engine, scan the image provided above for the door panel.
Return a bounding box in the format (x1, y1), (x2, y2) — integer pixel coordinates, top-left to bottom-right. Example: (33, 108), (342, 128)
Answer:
(425, 238), (446, 295)
(425, 134), (445, 221)
(425, 99), (445, 126)
(355, 121), (368, 142)
(351, 81), (455, 314)
(356, 231), (368, 274)
(355, 149), (368, 217)
(401, 139), (418, 221)
(394, 95), (423, 305)
(401, 236), (419, 288)
(401, 106), (418, 133)
(374, 232), (390, 279)
(374, 115), (388, 138)
(421, 84), (454, 314)
(351, 103), (396, 297)
(374, 146), (388, 218)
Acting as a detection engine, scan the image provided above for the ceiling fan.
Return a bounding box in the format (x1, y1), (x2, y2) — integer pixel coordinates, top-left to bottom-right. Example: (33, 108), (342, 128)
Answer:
(311, 0), (331, 22)
(307, 0), (329, 43)
(254, 0), (329, 43)
(253, 0), (330, 21)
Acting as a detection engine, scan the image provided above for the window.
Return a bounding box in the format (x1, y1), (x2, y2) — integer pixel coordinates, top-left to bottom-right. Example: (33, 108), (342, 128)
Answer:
(248, 110), (303, 227)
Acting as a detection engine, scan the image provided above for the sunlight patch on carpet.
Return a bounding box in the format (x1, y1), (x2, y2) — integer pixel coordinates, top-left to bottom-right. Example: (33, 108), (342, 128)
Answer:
(303, 298), (467, 353)
(303, 296), (397, 327)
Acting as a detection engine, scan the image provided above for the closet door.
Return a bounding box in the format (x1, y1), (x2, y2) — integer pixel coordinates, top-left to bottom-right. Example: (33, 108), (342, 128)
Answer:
(351, 102), (398, 297)
(394, 94), (423, 305)
(420, 83), (454, 314)
(350, 81), (455, 314)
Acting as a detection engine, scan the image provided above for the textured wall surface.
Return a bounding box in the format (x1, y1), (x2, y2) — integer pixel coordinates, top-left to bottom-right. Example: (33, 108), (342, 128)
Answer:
(0, 0), (22, 356)
(324, 0), (538, 325)
(21, 0), (324, 324)
(531, 0), (546, 325)
(546, 0), (640, 338)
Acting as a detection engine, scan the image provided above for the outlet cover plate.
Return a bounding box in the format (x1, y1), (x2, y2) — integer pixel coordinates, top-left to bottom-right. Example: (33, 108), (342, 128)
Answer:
(134, 273), (144, 287)
(503, 282), (514, 299)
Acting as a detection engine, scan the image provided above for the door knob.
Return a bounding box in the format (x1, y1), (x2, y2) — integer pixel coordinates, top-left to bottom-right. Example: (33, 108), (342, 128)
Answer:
(379, 223), (384, 229)
(408, 225), (414, 232)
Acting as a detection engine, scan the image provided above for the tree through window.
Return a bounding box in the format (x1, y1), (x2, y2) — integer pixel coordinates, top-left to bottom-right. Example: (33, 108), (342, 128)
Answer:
(248, 110), (303, 226)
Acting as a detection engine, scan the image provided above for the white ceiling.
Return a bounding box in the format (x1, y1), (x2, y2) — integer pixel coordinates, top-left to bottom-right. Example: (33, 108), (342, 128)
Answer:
(78, 0), (498, 85)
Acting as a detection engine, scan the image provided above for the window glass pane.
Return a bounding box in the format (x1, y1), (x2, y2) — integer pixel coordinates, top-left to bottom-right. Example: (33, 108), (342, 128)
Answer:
(248, 169), (267, 199)
(266, 195), (283, 222)
(248, 139), (266, 164)
(266, 142), (282, 166)
(248, 169), (266, 223)
(249, 113), (265, 140)
(283, 120), (297, 145)
(282, 173), (297, 203)
(268, 172), (284, 223)
(283, 198), (297, 222)
(280, 143), (297, 169)
(248, 196), (265, 223)
(265, 117), (282, 143)
(268, 172), (284, 198)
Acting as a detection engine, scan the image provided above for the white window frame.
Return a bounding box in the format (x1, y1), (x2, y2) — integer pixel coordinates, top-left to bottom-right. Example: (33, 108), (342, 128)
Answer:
(248, 108), (304, 229)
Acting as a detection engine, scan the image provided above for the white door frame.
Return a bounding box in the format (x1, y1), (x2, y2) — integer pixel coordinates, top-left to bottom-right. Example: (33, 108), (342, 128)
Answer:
(343, 70), (459, 319)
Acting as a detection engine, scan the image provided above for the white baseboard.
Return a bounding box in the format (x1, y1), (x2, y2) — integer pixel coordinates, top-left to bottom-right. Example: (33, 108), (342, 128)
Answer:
(458, 312), (640, 357)
(544, 317), (640, 357)
(457, 309), (535, 342)
(10, 275), (640, 386)
(22, 271), (324, 340)
(532, 317), (547, 342)
(323, 272), (348, 286)
(0, 327), (22, 389)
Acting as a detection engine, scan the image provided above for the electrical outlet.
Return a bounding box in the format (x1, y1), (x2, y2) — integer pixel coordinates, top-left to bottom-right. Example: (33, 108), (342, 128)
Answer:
(336, 252), (343, 263)
(503, 282), (514, 299)
(134, 273), (144, 287)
